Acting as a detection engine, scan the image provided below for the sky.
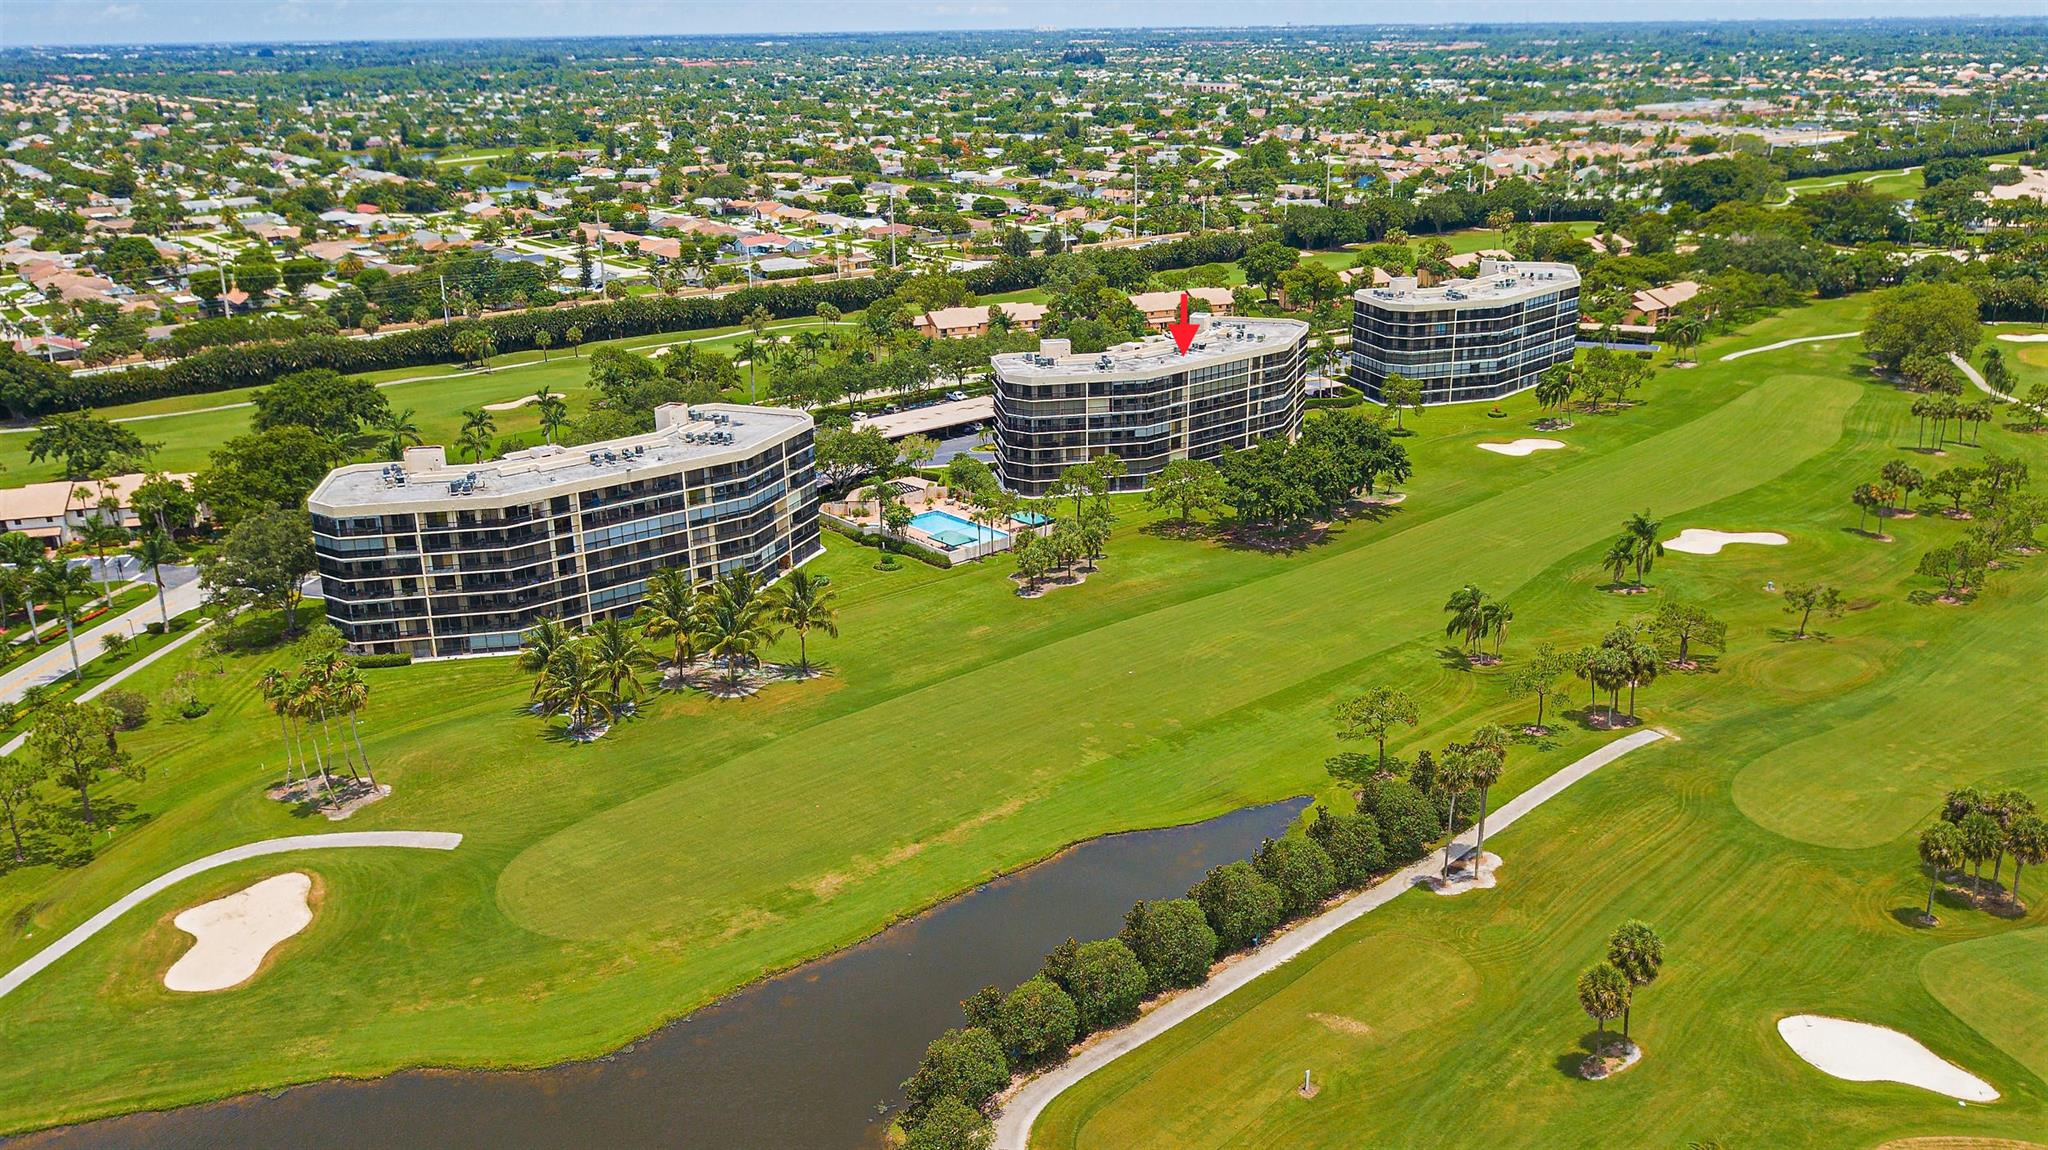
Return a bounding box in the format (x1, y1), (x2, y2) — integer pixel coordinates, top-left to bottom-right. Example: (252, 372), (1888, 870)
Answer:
(2, 0), (2041, 48)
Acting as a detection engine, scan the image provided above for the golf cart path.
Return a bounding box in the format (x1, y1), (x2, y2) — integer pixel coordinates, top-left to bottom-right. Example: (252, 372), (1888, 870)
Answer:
(1950, 351), (2041, 415)
(992, 728), (1666, 1149)
(1720, 331), (1860, 361)
(0, 831), (463, 1000)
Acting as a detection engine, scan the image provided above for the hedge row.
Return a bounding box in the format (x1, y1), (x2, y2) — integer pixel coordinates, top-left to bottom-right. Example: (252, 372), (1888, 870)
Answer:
(8, 232), (1253, 419)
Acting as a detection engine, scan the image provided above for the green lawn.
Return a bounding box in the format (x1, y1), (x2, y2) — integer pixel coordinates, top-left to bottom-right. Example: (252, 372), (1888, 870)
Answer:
(1032, 316), (2048, 1148)
(0, 294), (2040, 1146)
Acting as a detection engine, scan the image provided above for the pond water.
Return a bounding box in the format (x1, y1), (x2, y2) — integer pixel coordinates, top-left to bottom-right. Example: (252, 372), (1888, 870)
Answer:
(18, 798), (1308, 1150)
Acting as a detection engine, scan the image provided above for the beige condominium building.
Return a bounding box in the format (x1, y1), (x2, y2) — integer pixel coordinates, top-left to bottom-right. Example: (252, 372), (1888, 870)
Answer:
(308, 403), (820, 659)
(991, 316), (1309, 497)
(1347, 259), (1581, 405)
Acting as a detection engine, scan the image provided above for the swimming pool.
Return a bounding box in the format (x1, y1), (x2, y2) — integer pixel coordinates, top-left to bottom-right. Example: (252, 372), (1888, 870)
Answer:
(908, 509), (1009, 549)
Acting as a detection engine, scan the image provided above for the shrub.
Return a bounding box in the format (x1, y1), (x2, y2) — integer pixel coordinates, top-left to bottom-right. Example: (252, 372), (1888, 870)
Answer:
(349, 652), (413, 668)
(144, 621), (165, 635)
(1060, 939), (1148, 1034)
(1253, 835), (1337, 918)
(1191, 860), (1284, 952)
(99, 689), (150, 731)
(1118, 898), (1218, 991)
(1306, 805), (1387, 888)
(900, 1027), (1008, 1127)
(1356, 777), (1441, 864)
(994, 976), (1079, 1069)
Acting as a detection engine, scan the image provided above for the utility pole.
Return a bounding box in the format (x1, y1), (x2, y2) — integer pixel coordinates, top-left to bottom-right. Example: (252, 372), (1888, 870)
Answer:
(438, 273), (449, 324)
(889, 194), (898, 268)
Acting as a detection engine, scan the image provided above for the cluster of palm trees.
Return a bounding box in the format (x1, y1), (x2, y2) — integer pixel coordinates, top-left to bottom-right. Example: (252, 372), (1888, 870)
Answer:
(1573, 623), (1661, 727)
(1909, 393), (1997, 451)
(1577, 921), (1665, 1055)
(1918, 786), (2046, 917)
(259, 648), (377, 808)
(1442, 584), (1513, 664)
(1429, 723), (1510, 882)
(521, 566), (839, 738)
(1602, 511), (1665, 590)
(1012, 507), (1112, 594)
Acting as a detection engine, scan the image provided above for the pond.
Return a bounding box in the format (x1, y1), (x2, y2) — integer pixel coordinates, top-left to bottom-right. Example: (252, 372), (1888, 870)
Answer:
(18, 797), (1309, 1150)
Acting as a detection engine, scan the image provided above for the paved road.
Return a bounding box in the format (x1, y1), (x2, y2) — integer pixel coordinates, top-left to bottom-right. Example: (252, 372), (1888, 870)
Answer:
(0, 566), (205, 704)
(0, 618), (216, 759)
(992, 729), (1667, 1150)
(0, 831), (463, 1000)
(1720, 331), (1861, 362)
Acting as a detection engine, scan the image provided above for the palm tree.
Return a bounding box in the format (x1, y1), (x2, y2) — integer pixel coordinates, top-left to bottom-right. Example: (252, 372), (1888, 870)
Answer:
(458, 409), (498, 463)
(1624, 511), (1664, 585)
(1578, 962), (1630, 1044)
(2006, 815), (2047, 910)
(1442, 584), (1489, 657)
(1959, 811), (2003, 902)
(259, 667), (303, 789)
(1466, 725), (1509, 877)
(536, 643), (615, 736)
(1602, 536), (1636, 587)
(1606, 921), (1663, 1043)
(534, 330), (554, 362)
(134, 531), (183, 631)
(1, 533), (44, 638)
(637, 567), (702, 672)
(518, 617), (574, 700)
(1481, 599), (1514, 660)
(1434, 748), (1476, 881)
(772, 568), (839, 674)
(1918, 821), (1966, 920)
(734, 336), (761, 403)
(532, 387), (569, 444)
(695, 570), (779, 687)
(326, 664), (377, 788)
(375, 408), (424, 460)
(31, 559), (95, 682)
(586, 617), (651, 711)
(78, 514), (128, 607)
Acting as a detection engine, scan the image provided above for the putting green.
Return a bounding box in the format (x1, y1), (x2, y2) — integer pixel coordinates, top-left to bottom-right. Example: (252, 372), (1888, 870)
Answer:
(1921, 928), (2048, 1084)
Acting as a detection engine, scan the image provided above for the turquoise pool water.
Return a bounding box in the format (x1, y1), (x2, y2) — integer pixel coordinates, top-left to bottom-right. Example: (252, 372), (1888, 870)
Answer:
(909, 509), (1008, 549)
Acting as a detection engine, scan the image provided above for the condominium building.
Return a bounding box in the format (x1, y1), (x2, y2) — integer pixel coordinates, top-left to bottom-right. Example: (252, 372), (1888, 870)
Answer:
(1347, 259), (1580, 405)
(308, 403), (820, 659)
(991, 316), (1309, 497)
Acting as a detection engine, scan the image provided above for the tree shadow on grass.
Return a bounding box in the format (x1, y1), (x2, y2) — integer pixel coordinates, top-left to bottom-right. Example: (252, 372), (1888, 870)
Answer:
(1764, 626), (1834, 644)
(1138, 519), (1224, 543)
(1554, 1029), (1624, 1080)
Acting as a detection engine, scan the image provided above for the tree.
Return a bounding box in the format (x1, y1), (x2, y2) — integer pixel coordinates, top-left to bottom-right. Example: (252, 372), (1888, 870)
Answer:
(372, 407), (424, 461)
(1508, 644), (1571, 732)
(534, 330), (553, 362)
(134, 531), (184, 631)
(534, 642), (616, 736)
(535, 388), (571, 445)
(251, 369), (390, 439)
(1238, 241), (1300, 299)
(1145, 458), (1227, 525)
(1334, 686), (1419, 776)
(1652, 601), (1726, 669)
(1851, 482), (1887, 535)
(1431, 747), (1477, 880)
(1862, 282), (1981, 371)
(128, 472), (198, 536)
(1380, 374), (1424, 430)
(695, 568), (780, 686)
(1119, 898), (1218, 991)
(0, 754), (48, 862)
(2006, 814), (2047, 910)
(900, 1027), (1008, 1127)
(566, 325), (584, 356)
(194, 426), (342, 528)
(27, 411), (150, 481)
(1577, 962), (1631, 1042)
(76, 512), (127, 608)
(1355, 776), (1440, 863)
(28, 701), (137, 825)
(1442, 584), (1490, 656)
(1192, 859), (1284, 952)
(1959, 811), (2003, 902)
(1606, 921), (1663, 1042)
(30, 559), (96, 682)
(636, 568), (701, 671)
(1623, 510), (1664, 585)
(1058, 938), (1149, 1033)
(1255, 835), (1336, 918)
(1782, 583), (1843, 639)
(452, 327), (496, 368)
(457, 409), (497, 464)
(1918, 821), (1966, 920)
(1464, 727), (1509, 875)
(200, 508), (316, 635)
(902, 1097), (993, 1150)
(993, 976), (1079, 1069)
(772, 568), (839, 673)
(1306, 804), (1386, 888)
(586, 617), (650, 710)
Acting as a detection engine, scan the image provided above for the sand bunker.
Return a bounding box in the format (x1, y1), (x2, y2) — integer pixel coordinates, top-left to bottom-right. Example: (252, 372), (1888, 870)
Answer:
(1476, 438), (1565, 457)
(1777, 1015), (1998, 1101)
(1664, 529), (1789, 555)
(481, 394), (542, 412)
(1995, 333), (2048, 343)
(163, 873), (313, 993)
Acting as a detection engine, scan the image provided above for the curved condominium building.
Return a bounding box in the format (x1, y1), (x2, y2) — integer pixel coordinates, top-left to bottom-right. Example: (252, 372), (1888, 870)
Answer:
(992, 316), (1310, 496)
(1347, 259), (1580, 405)
(309, 402), (820, 659)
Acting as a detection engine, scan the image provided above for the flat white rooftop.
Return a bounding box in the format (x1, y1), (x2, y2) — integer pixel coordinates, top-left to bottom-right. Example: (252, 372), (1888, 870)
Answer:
(992, 316), (1308, 383)
(856, 396), (995, 440)
(1354, 260), (1580, 311)
(309, 402), (811, 514)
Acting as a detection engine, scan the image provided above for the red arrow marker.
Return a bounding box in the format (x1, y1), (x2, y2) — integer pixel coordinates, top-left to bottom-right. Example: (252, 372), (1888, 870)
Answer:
(1168, 291), (1199, 355)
